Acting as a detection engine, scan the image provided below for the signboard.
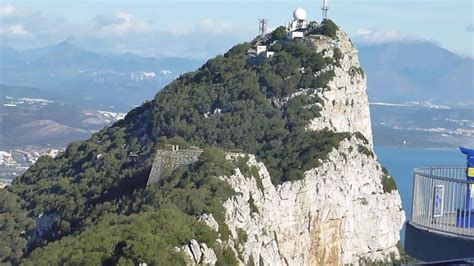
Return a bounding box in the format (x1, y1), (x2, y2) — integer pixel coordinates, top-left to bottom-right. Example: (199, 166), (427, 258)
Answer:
(433, 185), (444, 217)
(468, 167), (474, 178)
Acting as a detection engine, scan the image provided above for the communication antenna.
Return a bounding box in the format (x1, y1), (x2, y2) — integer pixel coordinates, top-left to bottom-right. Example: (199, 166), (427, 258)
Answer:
(322, 0), (329, 20)
(258, 18), (268, 37)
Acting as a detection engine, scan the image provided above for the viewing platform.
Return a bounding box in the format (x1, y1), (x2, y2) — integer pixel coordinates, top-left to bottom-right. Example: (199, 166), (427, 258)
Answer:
(405, 166), (474, 262)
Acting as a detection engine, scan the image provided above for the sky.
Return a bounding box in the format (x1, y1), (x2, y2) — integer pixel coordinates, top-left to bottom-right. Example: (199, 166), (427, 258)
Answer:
(0, 0), (473, 59)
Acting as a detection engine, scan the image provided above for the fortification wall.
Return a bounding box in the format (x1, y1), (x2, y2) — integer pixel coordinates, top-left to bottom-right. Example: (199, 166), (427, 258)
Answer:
(146, 149), (203, 186)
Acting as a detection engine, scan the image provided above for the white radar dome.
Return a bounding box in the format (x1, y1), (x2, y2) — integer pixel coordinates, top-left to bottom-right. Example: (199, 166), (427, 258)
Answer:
(293, 8), (307, 20)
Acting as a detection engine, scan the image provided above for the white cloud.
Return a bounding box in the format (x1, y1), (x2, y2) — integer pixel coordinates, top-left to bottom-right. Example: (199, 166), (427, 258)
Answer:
(0, 4), (15, 16)
(93, 12), (150, 35)
(354, 28), (416, 44)
(165, 17), (236, 36)
(199, 18), (233, 34)
(0, 5), (248, 59)
(9, 24), (28, 35)
(93, 13), (126, 28)
(0, 3), (59, 39)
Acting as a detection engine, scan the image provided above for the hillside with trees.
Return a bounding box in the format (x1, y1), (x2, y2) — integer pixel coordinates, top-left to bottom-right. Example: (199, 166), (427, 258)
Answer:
(0, 20), (375, 264)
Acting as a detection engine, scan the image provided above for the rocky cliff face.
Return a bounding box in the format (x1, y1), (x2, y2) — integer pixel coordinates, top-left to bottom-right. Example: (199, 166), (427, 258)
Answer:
(182, 142), (404, 265)
(306, 30), (373, 146)
(181, 28), (404, 265)
(221, 140), (404, 265)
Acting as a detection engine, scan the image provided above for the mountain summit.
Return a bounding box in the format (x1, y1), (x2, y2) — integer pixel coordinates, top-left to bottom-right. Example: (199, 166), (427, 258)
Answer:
(0, 19), (404, 265)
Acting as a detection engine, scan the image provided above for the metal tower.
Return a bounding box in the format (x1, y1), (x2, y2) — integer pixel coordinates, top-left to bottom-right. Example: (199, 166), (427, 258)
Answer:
(322, 0), (329, 20)
(258, 18), (268, 37)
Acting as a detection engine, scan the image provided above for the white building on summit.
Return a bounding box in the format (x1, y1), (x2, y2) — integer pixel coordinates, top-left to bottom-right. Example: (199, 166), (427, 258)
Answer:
(250, 8), (310, 57)
(287, 7), (308, 39)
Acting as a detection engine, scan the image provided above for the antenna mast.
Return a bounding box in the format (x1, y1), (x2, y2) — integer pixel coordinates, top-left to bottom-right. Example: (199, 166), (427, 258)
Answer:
(258, 18), (268, 37)
(322, 0), (329, 20)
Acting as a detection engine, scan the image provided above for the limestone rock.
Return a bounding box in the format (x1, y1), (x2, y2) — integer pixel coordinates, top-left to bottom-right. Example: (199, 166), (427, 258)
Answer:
(180, 239), (218, 265)
(213, 28), (405, 265)
(189, 239), (202, 263)
(198, 213), (219, 232)
(200, 243), (218, 265)
(179, 26), (404, 265)
(306, 30), (374, 146)
(222, 137), (404, 265)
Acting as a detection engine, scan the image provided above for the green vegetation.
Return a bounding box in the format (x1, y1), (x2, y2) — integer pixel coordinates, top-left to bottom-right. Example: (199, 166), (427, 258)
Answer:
(235, 156), (264, 192)
(250, 165), (259, 179)
(236, 156), (252, 176)
(0, 190), (35, 265)
(270, 26), (287, 41)
(215, 246), (239, 266)
(23, 209), (214, 265)
(19, 148), (238, 265)
(146, 38), (342, 184)
(157, 135), (191, 149)
(350, 66), (365, 78)
(237, 228), (248, 244)
(2, 148), (238, 264)
(250, 166), (264, 192)
(265, 130), (350, 182)
(395, 242), (416, 264)
(354, 132), (369, 144)
(357, 144), (374, 157)
(359, 242), (415, 265)
(333, 48), (343, 62)
(354, 66), (365, 76)
(381, 166), (397, 193)
(248, 195), (259, 215)
(247, 256), (256, 266)
(0, 21), (358, 264)
(316, 19), (339, 39)
(333, 48), (343, 67)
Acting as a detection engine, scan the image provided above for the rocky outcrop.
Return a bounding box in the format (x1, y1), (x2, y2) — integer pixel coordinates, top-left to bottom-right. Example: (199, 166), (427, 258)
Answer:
(306, 30), (374, 146)
(221, 137), (404, 265)
(179, 239), (218, 265)
(198, 213), (220, 233)
(169, 25), (404, 265)
(206, 28), (404, 265)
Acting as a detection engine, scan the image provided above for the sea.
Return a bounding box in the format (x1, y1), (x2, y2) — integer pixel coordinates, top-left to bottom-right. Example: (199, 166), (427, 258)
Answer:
(375, 146), (467, 244)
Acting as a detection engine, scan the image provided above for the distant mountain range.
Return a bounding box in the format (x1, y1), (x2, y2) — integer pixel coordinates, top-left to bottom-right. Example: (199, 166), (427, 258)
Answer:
(358, 41), (474, 108)
(2, 40), (472, 110)
(0, 42), (202, 110)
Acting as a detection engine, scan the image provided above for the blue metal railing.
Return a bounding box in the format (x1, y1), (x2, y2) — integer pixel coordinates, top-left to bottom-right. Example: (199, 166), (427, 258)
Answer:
(411, 166), (474, 238)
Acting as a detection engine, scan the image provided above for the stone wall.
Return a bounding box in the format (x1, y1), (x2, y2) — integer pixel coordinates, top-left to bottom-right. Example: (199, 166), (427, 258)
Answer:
(146, 149), (203, 186)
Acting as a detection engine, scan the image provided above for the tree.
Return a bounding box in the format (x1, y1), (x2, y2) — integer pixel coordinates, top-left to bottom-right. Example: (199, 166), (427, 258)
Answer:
(271, 26), (287, 40)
